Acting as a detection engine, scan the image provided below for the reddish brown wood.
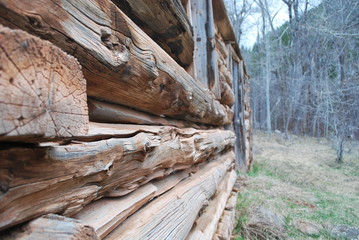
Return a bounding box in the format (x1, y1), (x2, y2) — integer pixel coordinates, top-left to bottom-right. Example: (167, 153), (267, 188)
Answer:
(0, 0), (231, 125)
(0, 123), (235, 231)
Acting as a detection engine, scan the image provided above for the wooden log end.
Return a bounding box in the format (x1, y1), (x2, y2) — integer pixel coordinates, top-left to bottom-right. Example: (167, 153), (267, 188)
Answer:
(0, 24), (88, 140)
(0, 214), (99, 240)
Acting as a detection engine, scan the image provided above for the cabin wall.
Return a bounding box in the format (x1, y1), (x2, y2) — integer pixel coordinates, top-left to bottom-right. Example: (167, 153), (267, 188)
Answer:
(0, 0), (252, 239)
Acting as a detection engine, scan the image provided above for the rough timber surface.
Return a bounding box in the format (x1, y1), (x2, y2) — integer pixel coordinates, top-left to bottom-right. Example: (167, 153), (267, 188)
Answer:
(0, 24), (88, 140)
(104, 153), (234, 240)
(75, 169), (192, 239)
(0, 0), (232, 126)
(186, 170), (237, 240)
(0, 214), (99, 240)
(88, 98), (204, 129)
(213, 191), (239, 240)
(112, 0), (194, 67)
(0, 123), (235, 231)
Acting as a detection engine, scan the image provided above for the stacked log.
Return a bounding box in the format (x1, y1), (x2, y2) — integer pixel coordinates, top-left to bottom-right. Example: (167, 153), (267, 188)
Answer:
(0, 0), (251, 239)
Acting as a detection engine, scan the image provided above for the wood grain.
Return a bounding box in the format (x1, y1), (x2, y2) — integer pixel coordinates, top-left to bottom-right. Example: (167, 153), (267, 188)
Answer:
(104, 153), (234, 240)
(74, 184), (157, 239)
(88, 98), (204, 129)
(0, 123), (235, 231)
(186, 170), (237, 240)
(112, 0), (193, 66)
(0, 0), (231, 125)
(0, 24), (88, 140)
(213, 191), (239, 240)
(0, 214), (99, 240)
(75, 168), (193, 239)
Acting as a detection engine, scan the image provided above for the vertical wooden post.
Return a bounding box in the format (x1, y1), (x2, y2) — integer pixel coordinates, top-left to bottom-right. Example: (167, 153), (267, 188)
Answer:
(191, 0), (208, 88)
(232, 61), (242, 170)
(239, 60), (247, 168)
(226, 43), (233, 76)
(207, 0), (221, 99)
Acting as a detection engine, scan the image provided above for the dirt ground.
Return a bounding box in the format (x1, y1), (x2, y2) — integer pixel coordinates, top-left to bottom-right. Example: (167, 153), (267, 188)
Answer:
(233, 131), (359, 239)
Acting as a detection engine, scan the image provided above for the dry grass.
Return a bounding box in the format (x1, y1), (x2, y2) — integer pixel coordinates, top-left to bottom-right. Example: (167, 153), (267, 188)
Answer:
(233, 131), (359, 240)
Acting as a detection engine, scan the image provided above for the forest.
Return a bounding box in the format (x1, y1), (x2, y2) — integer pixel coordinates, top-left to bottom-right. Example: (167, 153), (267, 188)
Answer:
(226, 0), (359, 162)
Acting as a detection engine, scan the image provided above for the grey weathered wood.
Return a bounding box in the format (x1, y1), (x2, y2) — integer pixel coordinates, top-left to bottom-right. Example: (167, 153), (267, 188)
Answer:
(213, 191), (239, 240)
(212, 0), (243, 61)
(232, 62), (242, 170)
(112, 0), (193, 67)
(0, 214), (99, 240)
(207, 0), (221, 99)
(104, 153), (234, 240)
(0, 24), (88, 141)
(0, 123), (235, 231)
(186, 170), (237, 240)
(74, 168), (193, 239)
(0, 0), (231, 126)
(190, 0), (208, 88)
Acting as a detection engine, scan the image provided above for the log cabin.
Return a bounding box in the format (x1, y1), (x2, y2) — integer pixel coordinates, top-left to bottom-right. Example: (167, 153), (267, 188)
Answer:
(0, 0), (252, 239)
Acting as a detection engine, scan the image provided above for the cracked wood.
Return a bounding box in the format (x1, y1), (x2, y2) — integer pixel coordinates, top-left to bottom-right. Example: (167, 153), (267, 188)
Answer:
(0, 24), (88, 140)
(112, 0), (194, 67)
(104, 153), (234, 240)
(0, 214), (99, 240)
(0, 0), (232, 125)
(0, 123), (235, 231)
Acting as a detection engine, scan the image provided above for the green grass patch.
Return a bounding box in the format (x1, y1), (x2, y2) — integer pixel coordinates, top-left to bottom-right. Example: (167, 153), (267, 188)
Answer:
(234, 131), (359, 239)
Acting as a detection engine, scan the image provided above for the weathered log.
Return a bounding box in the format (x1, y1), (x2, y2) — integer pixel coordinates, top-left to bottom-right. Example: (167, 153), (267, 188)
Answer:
(88, 98), (203, 129)
(74, 184), (156, 239)
(219, 79), (235, 107)
(219, 64), (233, 88)
(0, 214), (99, 240)
(212, 0), (243, 61)
(213, 191), (239, 240)
(0, 123), (235, 231)
(0, 0), (231, 125)
(0, 24), (88, 141)
(112, 0), (193, 67)
(151, 167), (193, 197)
(104, 153), (234, 240)
(216, 36), (228, 60)
(186, 170), (237, 240)
(75, 169), (192, 239)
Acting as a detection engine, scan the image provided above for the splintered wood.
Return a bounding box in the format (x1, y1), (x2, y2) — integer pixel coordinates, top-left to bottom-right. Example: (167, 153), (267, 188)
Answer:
(0, 123), (235, 231)
(0, 0), (232, 125)
(0, 0), (252, 238)
(112, 0), (194, 67)
(0, 25), (88, 139)
(0, 214), (99, 240)
(104, 153), (234, 240)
